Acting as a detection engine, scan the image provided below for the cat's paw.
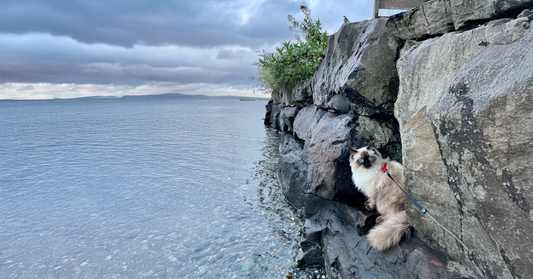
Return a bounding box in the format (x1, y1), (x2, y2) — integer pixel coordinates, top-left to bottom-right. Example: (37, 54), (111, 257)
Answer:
(364, 200), (376, 211)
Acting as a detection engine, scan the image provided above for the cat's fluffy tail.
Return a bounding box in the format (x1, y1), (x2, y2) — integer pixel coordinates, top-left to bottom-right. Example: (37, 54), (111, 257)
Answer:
(367, 211), (411, 251)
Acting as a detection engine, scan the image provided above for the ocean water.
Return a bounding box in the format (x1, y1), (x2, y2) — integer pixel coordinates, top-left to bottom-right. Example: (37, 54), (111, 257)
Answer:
(0, 96), (312, 278)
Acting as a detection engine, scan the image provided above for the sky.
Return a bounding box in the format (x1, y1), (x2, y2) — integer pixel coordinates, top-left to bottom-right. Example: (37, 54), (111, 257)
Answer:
(0, 0), (374, 100)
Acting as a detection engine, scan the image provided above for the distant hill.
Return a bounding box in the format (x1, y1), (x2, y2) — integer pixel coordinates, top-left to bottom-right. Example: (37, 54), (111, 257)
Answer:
(1, 93), (269, 101)
(120, 93), (210, 99)
(119, 93), (269, 100)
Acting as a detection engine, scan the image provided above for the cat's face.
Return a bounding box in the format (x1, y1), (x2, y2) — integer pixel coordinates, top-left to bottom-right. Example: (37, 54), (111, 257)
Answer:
(349, 145), (382, 169)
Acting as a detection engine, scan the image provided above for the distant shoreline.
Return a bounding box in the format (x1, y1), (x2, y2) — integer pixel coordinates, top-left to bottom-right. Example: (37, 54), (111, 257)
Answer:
(0, 93), (270, 101)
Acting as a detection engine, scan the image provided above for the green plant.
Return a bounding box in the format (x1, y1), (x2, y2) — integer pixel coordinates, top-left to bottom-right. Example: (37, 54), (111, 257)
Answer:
(252, 6), (328, 93)
(251, 53), (280, 93)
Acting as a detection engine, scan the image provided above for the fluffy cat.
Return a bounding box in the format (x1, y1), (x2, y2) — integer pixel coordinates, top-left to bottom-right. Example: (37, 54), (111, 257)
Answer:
(349, 143), (411, 251)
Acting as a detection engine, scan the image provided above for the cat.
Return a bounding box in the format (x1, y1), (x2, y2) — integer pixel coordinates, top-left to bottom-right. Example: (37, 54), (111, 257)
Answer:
(349, 143), (411, 251)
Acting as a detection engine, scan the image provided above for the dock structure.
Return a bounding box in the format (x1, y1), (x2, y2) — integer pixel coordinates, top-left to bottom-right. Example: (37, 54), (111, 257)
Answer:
(239, 97), (256, 101)
(373, 0), (421, 18)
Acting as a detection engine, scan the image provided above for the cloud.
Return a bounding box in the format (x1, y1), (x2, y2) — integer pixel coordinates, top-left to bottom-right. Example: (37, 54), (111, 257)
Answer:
(0, 33), (258, 85)
(0, 0), (375, 100)
(0, 0), (298, 48)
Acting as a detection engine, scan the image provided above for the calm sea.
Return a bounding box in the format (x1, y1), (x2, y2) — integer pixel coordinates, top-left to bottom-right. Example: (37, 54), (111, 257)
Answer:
(0, 96), (309, 278)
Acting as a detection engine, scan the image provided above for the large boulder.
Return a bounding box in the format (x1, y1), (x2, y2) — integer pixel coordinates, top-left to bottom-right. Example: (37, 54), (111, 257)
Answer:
(386, 0), (455, 41)
(387, 0), (533, 41)
(306, 113), (359, 200)
(312, 19), (399, 116)
(450, 0), (533, 29)
(395, 15), (533, 279)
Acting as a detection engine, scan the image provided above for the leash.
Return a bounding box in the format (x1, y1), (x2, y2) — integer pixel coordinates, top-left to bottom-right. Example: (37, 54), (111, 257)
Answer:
(382, 164), (471, 252)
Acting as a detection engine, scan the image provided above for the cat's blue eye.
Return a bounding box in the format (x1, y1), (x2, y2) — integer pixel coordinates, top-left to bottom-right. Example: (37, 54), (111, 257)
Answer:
(359, 158), (364, 162)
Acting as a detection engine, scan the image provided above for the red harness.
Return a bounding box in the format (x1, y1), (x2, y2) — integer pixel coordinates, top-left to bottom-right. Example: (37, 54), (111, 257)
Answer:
(381, 163), (387, 172)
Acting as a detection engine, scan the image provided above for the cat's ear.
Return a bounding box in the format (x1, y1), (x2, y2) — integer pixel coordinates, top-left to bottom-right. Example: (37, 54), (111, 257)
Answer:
(367, 142), (375, 150)
(349, 147), (358, 154)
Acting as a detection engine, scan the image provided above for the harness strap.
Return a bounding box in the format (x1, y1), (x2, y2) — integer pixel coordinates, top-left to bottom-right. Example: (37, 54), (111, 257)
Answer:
(382, 164), (427, 214)
(382, 164), (472, 252)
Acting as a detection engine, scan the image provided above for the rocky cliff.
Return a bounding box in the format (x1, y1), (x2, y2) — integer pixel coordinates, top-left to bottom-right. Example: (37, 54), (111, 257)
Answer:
(265, 1), (533, 278)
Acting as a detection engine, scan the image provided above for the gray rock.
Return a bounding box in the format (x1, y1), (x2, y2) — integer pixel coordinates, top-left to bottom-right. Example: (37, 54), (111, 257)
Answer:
(293, 106), (327, 142)
(352, 115), (403, 163)
(395, 16), (533, 279)
(450, 0), (533, 30)
(326, 94), (350, 114)
(297, 242), (324, 267)
(303, 198), (475, 279)
(387, 0), (533, 41)
(269, 103), (283, 130)
(291, 81), (314, 108)
(517, 8), (533, 18)
(306, 113), (360, 200)
(264, 99), (273, 125)
(399, 40), (422, 59)
(298, 215), (327, 267)
(279, 106), (300, 133)
(386, 0), (455, 41)
(271, 88), (282, 104)
(312, 19), (399, 116)
(278, 133), (308, 209)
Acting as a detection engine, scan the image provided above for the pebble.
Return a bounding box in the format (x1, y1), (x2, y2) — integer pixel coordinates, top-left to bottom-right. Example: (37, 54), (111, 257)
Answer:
(241, 258), (254, 271)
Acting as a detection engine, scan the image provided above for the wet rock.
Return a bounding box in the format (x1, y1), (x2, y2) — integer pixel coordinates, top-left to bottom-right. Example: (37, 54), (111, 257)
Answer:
(395, 15), (533, 279)
(311, 19), (399, 116)
(297, 239), (324, 267)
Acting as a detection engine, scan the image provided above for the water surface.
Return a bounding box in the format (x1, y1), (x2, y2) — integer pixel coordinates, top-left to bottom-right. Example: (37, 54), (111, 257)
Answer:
(0, 96), (311, 278)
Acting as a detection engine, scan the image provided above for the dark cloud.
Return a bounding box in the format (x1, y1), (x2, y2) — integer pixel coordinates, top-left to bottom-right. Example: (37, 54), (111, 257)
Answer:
(0, 0), (374, 99)
(0, 0), (300, 48)
(0, 33), (257, 85)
